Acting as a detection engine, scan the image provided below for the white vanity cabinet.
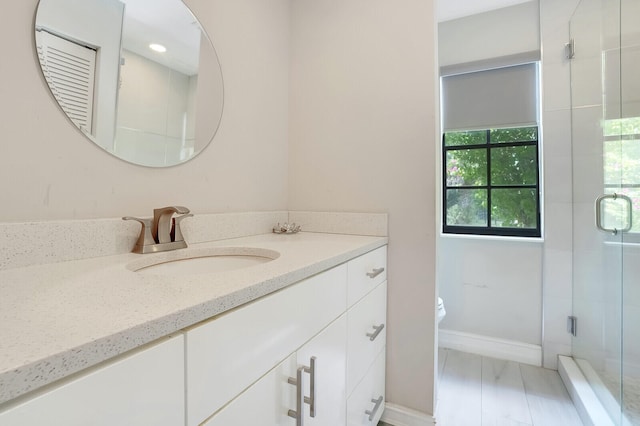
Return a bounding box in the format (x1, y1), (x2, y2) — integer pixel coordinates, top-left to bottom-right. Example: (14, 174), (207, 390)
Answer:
(293, 313), (348, 425)
(189, 245), (387, 426)
(186, 265), (348, 426)
(347, 282), (387, 395)
(203, 314), (348, 426)
(346, 246), (387, 426)
(347, 245), (387, 306)
(200, 353), (298, 426)
(0, 335), (185, 426)
(347, 349), (386, 425)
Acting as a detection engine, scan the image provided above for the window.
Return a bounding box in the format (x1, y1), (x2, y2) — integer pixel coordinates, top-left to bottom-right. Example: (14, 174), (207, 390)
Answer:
(441, 62), (541, 237)
(601, 117), (640, 237)
(443, 126), (541, 237)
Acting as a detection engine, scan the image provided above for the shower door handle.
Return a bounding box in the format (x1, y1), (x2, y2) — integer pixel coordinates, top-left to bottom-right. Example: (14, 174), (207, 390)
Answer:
(595, 193), (633, 235)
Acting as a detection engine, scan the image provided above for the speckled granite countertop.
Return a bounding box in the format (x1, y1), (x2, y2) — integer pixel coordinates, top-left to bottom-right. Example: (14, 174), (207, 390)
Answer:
(0, 232), (387, 405)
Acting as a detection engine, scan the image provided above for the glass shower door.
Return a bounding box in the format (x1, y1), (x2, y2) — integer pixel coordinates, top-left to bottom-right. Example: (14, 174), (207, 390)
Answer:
(570, 0), (640, 424)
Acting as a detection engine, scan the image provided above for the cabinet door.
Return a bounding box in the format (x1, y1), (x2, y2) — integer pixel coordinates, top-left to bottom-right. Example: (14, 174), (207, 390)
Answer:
(347, 349), (386, 426)
(203, 316), (348, 426)
(296, 314), (348, 426)
(0, 335), (184, 426)
(347, 282), (387, 395)
(202, 354), (297, 426)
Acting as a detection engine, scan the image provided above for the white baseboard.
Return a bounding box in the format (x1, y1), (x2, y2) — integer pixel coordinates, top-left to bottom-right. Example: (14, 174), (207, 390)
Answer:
(381, 403), (436, 426)
(439, 329), (542, 366)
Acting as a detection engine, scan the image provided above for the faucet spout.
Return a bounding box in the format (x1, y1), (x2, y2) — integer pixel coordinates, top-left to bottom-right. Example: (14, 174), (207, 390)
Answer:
(123, 206), (192, 254)
(153, 206), (190, 244)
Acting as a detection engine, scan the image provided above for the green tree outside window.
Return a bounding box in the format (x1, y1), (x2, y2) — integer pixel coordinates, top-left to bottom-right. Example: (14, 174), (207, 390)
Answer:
(443, 126), (540, 237)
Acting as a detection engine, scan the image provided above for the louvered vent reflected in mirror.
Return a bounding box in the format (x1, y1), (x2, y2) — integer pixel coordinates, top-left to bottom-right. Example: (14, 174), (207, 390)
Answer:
(36, 30), (97, 135)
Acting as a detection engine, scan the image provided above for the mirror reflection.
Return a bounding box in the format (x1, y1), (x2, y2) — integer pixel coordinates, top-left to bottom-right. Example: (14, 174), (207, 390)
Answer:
(35, 0), (223, 167)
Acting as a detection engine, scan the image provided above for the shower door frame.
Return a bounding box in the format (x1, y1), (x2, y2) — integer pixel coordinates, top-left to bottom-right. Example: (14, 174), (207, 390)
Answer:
(569, 0), (639, 424)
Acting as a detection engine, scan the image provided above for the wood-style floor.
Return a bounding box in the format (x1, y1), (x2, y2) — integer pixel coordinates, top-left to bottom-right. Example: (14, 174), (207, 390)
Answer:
(435, 348), (584, 426)
(378, 348), (584, 425)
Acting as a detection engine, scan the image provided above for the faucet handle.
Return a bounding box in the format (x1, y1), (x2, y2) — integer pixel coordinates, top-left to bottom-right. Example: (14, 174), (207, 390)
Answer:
(172, 213), (193, 243)
(122, 216), (155, 253)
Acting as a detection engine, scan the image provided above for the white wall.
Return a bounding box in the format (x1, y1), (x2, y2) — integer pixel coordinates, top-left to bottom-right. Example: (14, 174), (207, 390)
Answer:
(437, 2), (545, 350)
(288, 0), (437, 415)
(0, 0), (290, 221)
(115, 49), (196, 167)
(438, 1), (540, 68)
(438, 238), (543, 344)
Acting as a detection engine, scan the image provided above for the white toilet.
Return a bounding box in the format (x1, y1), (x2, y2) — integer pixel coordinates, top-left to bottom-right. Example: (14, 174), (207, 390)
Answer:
(437, 297), (446, 324)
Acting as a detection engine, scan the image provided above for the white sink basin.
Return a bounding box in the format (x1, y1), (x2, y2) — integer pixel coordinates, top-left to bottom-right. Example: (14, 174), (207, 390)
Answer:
(127, 247), (280, 276)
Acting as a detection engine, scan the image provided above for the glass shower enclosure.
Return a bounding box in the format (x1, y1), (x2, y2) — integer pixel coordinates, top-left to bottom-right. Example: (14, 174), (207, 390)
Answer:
(570, 0), (640, 423)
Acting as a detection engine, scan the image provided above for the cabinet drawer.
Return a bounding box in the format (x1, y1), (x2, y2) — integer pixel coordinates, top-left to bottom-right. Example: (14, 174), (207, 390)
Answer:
(0, 335), (185, 426)
(347, 348), (386, 426)
(186, 264), (348, 426)
(347, 281), (386, 395)
(347, 246), (387, 307)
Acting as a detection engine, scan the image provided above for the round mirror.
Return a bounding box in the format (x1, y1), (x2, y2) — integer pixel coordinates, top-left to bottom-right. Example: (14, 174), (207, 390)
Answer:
(34, 0), (224, 167)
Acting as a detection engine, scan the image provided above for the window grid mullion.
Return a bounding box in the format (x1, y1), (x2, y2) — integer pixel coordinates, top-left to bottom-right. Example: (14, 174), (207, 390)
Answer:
(445, 140), (536, 151)
(486, 129), (492, 228)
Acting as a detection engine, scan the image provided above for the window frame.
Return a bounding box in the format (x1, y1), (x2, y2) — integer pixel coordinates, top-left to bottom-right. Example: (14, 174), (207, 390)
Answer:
(442, 127), (542, 238)
(602, 118), (640, 243)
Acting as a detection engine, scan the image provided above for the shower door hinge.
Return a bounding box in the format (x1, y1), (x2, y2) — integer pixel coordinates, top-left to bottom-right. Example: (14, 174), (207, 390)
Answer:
(567, 316), (577, 337)
(565, 39), (575, 59)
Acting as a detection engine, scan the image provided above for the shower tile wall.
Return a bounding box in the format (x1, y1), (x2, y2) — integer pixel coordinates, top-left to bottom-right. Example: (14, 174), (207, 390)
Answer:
(540, 0), (580, 369)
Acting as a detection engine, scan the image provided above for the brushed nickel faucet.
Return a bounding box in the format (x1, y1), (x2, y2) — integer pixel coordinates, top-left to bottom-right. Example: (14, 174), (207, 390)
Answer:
(123, 206), (193, 254)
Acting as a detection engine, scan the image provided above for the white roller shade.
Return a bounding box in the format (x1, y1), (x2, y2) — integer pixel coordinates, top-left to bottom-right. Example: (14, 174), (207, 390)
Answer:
(36, 29), (97, 135)
(441, 62), (538, 131)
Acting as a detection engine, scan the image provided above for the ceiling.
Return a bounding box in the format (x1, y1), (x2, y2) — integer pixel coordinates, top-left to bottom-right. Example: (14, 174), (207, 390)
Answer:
(120, 0), (202, 76)
(437, 0), (534, 22)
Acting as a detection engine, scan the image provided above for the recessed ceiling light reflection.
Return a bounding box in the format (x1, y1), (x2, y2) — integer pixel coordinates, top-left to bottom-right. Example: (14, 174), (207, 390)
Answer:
(149, 43), (167, 53)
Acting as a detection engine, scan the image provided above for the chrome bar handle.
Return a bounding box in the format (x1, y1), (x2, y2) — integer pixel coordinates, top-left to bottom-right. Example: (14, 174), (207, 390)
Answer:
(304, 357), (317, 417)
(595, 193), (633, 235)
(366, 324), (385, 341)
(364, 396), (384, 421)
(288, 366), (306, 425)
(366, 267), (385, 279)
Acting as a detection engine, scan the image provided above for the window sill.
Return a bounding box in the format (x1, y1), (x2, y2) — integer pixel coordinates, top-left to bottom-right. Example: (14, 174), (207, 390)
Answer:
(439, 232), (544, 244)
